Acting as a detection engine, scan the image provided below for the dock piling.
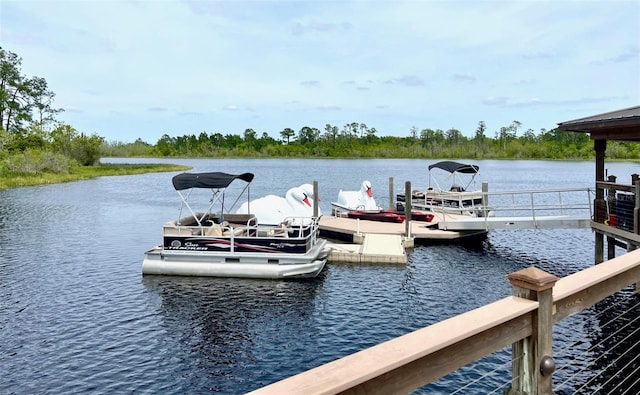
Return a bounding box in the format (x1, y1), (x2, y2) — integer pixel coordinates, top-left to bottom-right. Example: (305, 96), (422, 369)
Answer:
(405, 181), (412, 238)
(482, 181), (489, 217)
(313, 180), (319, 218)
(388, 177), (394, 210)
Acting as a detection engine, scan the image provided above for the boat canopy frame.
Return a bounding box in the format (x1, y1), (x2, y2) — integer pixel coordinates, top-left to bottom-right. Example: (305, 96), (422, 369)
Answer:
(427, 161), (480, 192)
(171, 172), (255, 226)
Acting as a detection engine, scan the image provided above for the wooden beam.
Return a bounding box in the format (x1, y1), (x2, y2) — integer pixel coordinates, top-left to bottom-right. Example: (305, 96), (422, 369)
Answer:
(592, 221), (640, 245)
(596, 181), (636, 193)
(588, 127), (640, 141)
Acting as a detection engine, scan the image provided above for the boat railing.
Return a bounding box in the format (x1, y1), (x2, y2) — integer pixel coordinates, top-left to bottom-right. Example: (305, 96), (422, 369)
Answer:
(278, 216), (321, 239)
(411, 190), (483, 209)
(165, 213), (321, 243)
(408, 192), (483, 218)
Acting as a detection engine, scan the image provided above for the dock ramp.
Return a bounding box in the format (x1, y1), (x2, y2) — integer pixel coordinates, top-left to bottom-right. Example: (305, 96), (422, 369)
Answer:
(437, 215), (591, 231)
(436, 187), (594, 231)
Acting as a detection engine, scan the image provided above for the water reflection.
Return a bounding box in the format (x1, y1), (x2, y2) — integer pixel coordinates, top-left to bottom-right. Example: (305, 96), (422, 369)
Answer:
(141, 275), (326, 393)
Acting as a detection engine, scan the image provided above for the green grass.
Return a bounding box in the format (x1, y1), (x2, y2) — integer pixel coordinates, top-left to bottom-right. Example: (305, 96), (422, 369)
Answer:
(0, 163), (192, 190)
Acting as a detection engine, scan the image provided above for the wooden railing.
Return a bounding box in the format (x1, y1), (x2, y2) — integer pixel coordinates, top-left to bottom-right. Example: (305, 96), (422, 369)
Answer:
(248, 249), (640, 395)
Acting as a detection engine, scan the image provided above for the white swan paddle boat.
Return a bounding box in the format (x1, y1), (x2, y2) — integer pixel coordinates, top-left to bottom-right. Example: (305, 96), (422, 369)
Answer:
(235, 184), (320, 226)
(331, 181), (433, 223)
(331, 180), (381, 214)
(142, 172), (330, 279)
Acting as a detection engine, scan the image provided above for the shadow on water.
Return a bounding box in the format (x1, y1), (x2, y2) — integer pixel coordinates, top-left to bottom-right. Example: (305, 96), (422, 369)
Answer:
(141, 274), (327, 393)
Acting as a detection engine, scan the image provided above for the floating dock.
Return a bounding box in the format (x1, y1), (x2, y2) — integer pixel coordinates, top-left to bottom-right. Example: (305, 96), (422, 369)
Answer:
(322, 214), (488, 264)
(327, 233), (407, 264)
(319, 214), (488, 244)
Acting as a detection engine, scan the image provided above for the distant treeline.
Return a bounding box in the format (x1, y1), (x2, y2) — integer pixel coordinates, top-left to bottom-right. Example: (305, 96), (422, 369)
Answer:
(101, 121), (640, 160)
(2, 46), (638, 171)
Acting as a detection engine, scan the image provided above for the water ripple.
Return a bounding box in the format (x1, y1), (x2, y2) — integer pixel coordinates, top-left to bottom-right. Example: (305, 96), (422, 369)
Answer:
(2, 159), (639, 394)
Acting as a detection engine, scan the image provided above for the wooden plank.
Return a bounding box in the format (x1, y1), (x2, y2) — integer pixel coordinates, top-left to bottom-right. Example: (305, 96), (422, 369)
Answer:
(248, 296), (537, 395)
(596, 181), (635, 193)
(342, 316), (533, 395)
(591, 220), (640, 244)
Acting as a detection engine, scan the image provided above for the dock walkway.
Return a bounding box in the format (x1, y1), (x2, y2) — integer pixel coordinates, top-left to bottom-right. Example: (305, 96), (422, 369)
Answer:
(319, 214), (488, 243)
(437, 215), (591, 231)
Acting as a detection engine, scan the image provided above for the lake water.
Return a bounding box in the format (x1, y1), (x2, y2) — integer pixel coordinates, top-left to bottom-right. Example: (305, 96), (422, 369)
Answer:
(2, 158), (640, 394)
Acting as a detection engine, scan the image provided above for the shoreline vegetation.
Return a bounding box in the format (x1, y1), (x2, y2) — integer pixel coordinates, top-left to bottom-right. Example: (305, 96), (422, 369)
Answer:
(0, 163), (192, 190)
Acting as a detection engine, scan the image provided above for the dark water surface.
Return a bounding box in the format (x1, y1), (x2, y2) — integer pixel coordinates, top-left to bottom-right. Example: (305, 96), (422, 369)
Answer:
(2, 159), (640, 394)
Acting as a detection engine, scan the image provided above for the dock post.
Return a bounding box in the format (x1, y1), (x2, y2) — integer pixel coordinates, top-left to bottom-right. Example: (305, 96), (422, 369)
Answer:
(388, 177), (394, 210)
(482, 181), (489, 217)
(594, 139), (606, 264)
(313, 180), (319, 218)
(405, 181), (412, 238)
(607, 175), (617, 260)
(506, 267), (559, 395)
(634, 178), (640, 291)
(633, 178), (639, 239)
(402, 181), (414, 248)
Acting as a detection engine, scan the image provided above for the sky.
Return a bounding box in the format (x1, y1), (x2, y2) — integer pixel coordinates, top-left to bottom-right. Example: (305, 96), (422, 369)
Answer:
(1, 0), (639, 143)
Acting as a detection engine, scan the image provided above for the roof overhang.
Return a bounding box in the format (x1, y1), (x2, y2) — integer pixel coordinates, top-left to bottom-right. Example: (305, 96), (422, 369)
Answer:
(557, 105), (640, 142)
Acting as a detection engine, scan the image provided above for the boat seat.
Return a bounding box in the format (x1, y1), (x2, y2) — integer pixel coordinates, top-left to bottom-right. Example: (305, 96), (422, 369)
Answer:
(224, 226), (247, 237)
(268, 220), (292, 237)
(205, 221), (229, 236)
